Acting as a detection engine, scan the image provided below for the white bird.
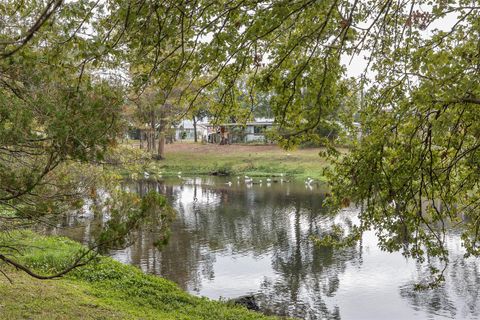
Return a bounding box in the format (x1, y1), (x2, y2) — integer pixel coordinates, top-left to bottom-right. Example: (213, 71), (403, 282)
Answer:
(178, 171), (182, 175)
(266, 178), (271, 182)
(389, 199), (397, 209)
(259, 180), (262, 183)
(144, 172), (150, 179)
(226, 181), (232, 186)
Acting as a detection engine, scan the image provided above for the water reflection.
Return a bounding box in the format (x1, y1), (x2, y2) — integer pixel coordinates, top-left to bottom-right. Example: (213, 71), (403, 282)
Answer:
(46, 177), (479, 320)
(399, 241), (480, 320)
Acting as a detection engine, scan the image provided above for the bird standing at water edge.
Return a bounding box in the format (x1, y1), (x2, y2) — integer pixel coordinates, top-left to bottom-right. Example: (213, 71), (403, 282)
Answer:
(305, 177), (314, 186)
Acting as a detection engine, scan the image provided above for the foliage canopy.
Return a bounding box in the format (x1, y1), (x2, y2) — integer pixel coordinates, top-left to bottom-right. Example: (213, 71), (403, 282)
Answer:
(0, 0), (479, 284)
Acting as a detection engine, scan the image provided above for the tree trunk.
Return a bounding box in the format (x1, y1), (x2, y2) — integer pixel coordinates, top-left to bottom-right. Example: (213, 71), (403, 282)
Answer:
(146, 130), (152, 151)
(157, 132), (165, 159)
(140, 129), (144, 149)
(150, 130), (155, 152)
(193, 115), (198, 143)
(149, 111), (156, 153)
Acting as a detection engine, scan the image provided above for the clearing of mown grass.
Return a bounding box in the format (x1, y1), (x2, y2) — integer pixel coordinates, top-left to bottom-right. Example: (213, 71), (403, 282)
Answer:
(0, 231), (283, 320)
(136, 142), (336, 181)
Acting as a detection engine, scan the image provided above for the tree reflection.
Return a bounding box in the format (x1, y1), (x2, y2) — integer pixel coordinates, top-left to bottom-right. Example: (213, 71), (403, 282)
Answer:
(123, 179), (355, 319)
(254, 198), (359, 320)
(41, 177), (480, 320)
(400, 253), (480, 320)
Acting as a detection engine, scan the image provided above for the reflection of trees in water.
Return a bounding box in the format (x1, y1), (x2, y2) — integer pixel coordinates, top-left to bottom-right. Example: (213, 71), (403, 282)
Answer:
(47, 178), (357, 319)
(256, 202), (359, 320)
(42, 178), (480, 320)
(157, 180), (357, 320)
(450, 259), (480, 317)
(41, 197), (107, 246)
(399, 255), (480, 320)
(118, 179), (218, 292)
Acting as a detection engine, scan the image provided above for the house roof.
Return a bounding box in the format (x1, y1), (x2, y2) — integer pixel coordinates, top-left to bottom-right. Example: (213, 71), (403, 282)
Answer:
(175, 119), (209, 129)
(207, 118), (275, 127)
(175, 118), (275, 128)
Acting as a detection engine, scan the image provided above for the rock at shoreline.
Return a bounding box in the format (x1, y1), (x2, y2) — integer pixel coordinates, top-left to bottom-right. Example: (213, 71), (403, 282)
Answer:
(231, 295), (260, 311)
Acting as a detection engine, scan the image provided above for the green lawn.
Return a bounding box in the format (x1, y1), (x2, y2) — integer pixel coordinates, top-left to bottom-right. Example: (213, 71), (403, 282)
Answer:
(0, 232), (282, 320)
(137, 143), (334, 181)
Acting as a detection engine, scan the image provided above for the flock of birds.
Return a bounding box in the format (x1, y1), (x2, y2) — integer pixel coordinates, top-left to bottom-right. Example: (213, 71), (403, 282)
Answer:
(143, 171), (317, 188)
(223, 174), (316, 188)
(225, 174), (288, 186)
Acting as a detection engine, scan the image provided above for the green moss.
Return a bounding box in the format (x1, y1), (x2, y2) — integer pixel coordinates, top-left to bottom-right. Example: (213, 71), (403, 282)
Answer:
(0, 231), (282, 320)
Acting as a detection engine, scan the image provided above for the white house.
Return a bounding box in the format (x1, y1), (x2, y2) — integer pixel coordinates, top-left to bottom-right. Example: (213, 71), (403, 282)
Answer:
(174, 119), (209, 141)
(172, 118), (275, 144)
(242, 118), (275, 143)
(206, 118), (275, 144)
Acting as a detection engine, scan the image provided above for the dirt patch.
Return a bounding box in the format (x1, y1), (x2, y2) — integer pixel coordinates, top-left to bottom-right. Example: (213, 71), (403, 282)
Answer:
(164, 142), (285, 154)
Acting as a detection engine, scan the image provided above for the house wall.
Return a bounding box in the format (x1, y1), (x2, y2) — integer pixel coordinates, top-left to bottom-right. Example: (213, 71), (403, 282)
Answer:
(245, 132), (265, 142)
(206, 123), (273, 144)
(175, 127), (209, 141)
(244, 125), (269, 142)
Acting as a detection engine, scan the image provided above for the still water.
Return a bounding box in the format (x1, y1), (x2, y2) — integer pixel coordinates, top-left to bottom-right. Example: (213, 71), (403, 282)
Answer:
(50, 177), (479, 320)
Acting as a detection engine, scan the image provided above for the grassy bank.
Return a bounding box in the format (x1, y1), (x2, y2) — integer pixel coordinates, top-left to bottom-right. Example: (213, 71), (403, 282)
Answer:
(132, 142), (333, 181)
(0, 231), (280, 320)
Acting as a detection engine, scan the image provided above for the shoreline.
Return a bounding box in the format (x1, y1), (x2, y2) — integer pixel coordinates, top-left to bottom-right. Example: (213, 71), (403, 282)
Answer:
(122, 142), (336, 182)
(0, 231), (284, 320)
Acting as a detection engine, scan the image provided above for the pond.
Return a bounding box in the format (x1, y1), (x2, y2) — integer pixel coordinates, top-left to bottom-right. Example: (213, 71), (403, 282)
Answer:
(48, 177), (479, 320)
